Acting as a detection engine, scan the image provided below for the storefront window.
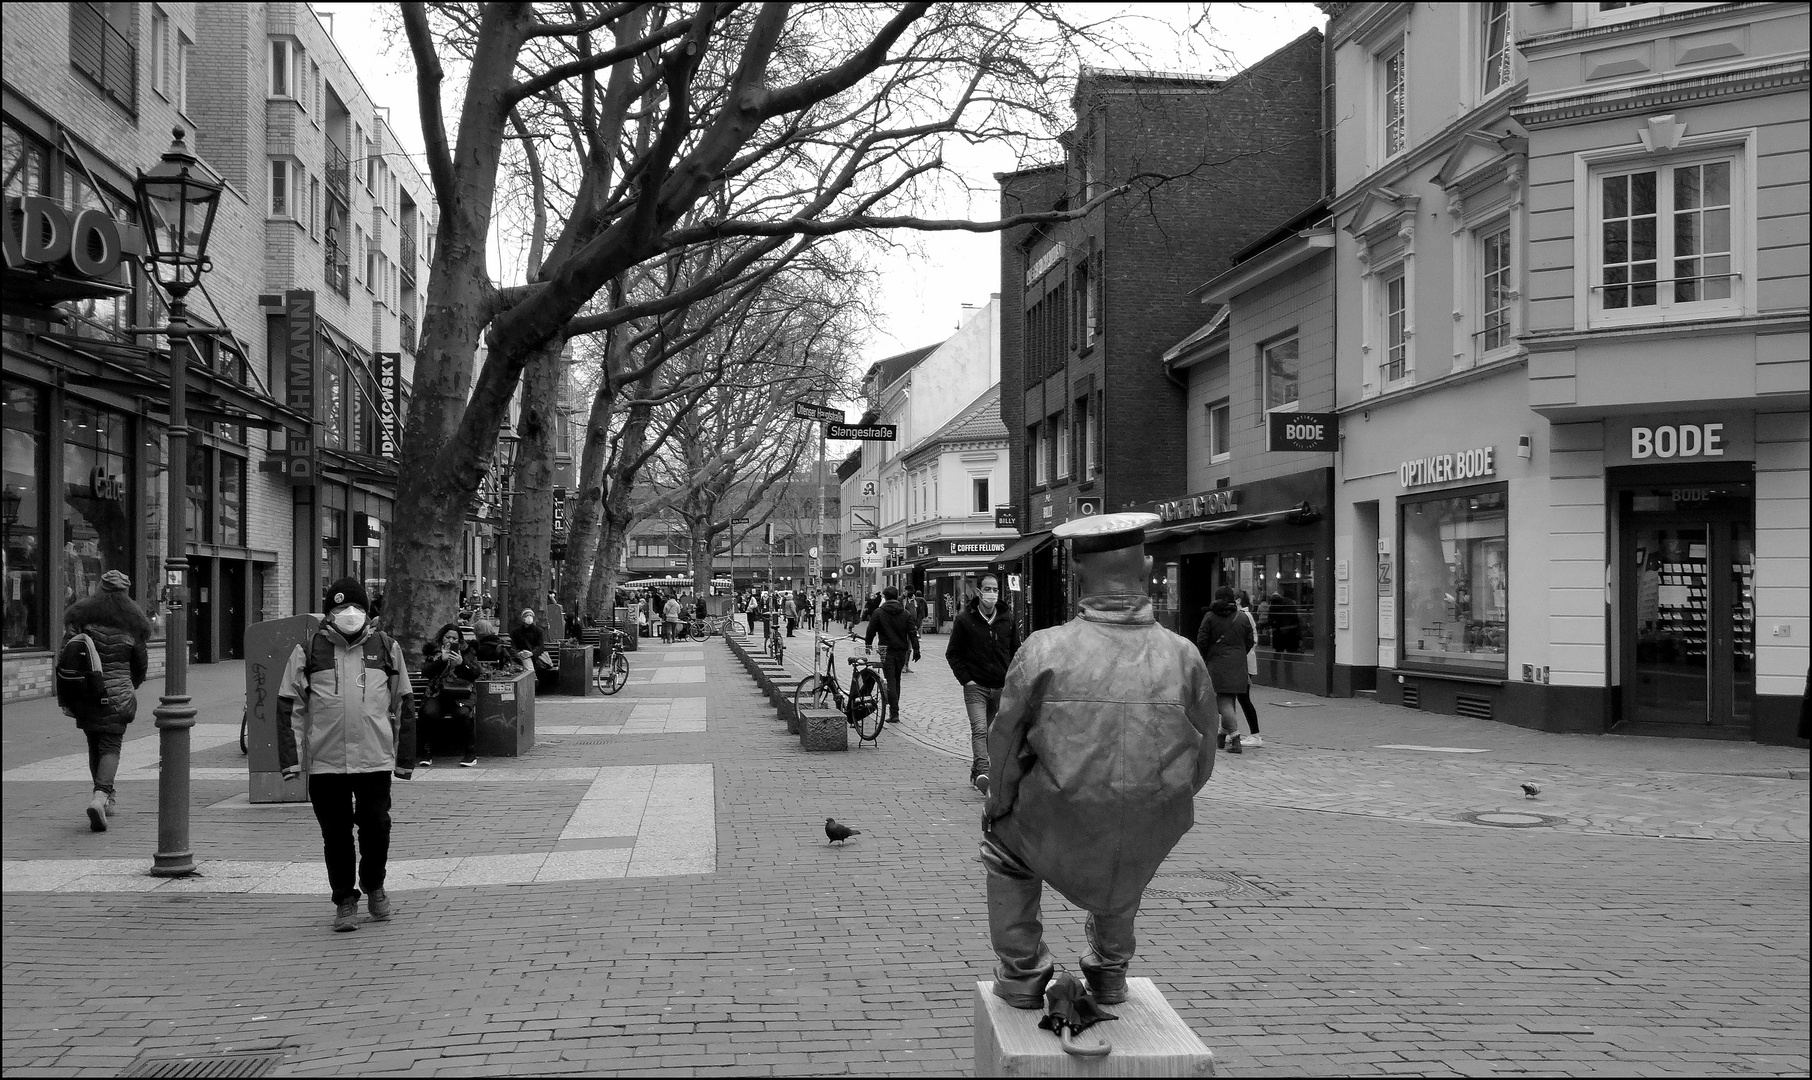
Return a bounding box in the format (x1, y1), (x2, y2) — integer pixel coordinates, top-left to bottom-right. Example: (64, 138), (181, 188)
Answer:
(321, 486), (346, 590)
(1400, 488), (1507, 676)
(62, 400), (132, 611)
(1234, 551), (1316, 655)
(3, 382), (47, 648)
(217, 454), (244, 547)
(186, 441), (210, 542)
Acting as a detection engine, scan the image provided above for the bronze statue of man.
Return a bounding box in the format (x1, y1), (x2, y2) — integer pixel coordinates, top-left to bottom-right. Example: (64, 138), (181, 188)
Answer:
(981, 512), (1218, 1006)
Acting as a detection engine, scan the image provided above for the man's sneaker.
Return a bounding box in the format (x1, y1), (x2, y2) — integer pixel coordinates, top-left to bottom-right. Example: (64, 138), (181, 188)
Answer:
(1216, 732), (1227, 750)
(1241, 734), (1264, 748)
(86, 792), (109, 832)
(1228, 734), (1244, 754)
(460, 756), (478, 768)
(332, 900), (360, 932)
(367, 889), (392, 920)
(972, 774), (989, 796)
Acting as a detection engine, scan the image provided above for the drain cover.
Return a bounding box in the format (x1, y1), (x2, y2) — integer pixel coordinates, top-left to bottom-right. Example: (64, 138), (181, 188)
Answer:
(1459, 810), (1566, 829)
(1143, 870), (1272, 901)
(124, 1051), (285, 1078)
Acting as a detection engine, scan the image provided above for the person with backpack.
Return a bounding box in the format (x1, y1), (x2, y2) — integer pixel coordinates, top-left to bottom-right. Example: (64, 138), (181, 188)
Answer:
(863, 586), (921, 725)
(58, 570), (150, 833)
(1232, 590), (1265, 748)
(276, 578), (416, 932)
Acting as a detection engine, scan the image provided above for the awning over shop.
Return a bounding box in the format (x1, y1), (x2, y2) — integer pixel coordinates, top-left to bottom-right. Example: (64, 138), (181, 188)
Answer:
(991, 530), (1052, 565)
(923, 555), (1000, 570)
(1144, 502), (1319, 543)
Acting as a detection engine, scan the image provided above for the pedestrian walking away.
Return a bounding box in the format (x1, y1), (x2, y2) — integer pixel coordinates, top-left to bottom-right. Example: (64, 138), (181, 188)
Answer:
(982, 513), (1217, 1007)
(863, 586), (920, 724)
(276, 577), (417, 932)
(662, 595), (682, 643)
(57, 570), (151, 833)
(1234, 589), (1264, 747)
(1197, 586), (1256, 753)
(420, 622), (480, 768)
(946, 573), (1020, 795)
(784, 592), (798, 637)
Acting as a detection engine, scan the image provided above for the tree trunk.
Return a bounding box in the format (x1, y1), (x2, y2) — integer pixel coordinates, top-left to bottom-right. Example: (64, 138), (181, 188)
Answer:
(691, 529), (712, 597)
(506, 338), (564, 623)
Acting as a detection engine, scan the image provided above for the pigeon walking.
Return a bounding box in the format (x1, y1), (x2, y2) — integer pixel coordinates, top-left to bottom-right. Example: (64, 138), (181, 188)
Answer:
(825, 818), (861, 844)
(1521, 782), (1541, 799)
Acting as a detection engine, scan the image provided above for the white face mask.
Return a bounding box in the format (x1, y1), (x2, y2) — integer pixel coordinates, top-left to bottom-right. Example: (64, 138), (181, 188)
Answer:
(523, 615), (535, 625)
(331, 608), (367, 636)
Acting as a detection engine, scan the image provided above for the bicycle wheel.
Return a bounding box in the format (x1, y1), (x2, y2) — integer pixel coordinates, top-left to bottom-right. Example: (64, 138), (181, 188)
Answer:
(848, 667), (885, 742)
(793, 674), (830, 717)
(601, 653), (629, 695)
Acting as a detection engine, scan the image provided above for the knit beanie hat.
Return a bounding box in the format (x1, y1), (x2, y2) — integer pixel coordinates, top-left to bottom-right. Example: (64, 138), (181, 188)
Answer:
(324, 576), (369, 611)
(100, 570), (132, 592)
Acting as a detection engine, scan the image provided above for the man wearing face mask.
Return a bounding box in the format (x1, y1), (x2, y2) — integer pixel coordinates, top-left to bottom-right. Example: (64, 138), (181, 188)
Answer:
(276, 578), (417, 933)
(945, 574), (1020, 795)
(509, 608), (556, 693)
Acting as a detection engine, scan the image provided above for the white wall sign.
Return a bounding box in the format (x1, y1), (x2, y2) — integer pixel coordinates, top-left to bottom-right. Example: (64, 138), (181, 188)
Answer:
(1399, 446), (1495, 488)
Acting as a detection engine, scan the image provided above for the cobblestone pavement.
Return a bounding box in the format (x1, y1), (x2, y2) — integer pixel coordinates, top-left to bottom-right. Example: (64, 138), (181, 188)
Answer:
(2, 632), (1807, 1076)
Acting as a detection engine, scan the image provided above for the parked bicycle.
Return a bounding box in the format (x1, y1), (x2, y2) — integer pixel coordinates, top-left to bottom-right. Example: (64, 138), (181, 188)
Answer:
(793, 634), (887, 743)
(765, 616), (786, 664)
(593, 627), (630, 695)
(678, 614), (725, 640)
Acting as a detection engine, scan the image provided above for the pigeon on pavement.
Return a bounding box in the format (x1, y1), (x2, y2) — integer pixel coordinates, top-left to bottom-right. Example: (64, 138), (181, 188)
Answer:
(825, 818), (861, 844)
(1521, 782), (1541, 799)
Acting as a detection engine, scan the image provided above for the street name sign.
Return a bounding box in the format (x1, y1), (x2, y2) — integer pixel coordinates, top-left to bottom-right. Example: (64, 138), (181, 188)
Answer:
(826, 422), (897, 441)
(794, 401), (844, 423)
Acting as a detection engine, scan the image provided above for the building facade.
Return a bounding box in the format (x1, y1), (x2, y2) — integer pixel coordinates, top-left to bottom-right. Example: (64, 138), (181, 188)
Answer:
(1512, 0), (1807, 743)
(1149, 200), (1339, 695)
(2, 2), (432, 701)
(998, 37), (1328, 632)
(1327, 1), (1807, 744)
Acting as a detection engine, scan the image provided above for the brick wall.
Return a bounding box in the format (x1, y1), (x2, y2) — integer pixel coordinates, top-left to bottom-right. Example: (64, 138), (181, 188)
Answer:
(1097, 31), (1326, 513)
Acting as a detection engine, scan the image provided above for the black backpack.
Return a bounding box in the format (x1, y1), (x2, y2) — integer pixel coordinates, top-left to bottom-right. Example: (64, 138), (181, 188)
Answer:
(55, 631), (107, 718)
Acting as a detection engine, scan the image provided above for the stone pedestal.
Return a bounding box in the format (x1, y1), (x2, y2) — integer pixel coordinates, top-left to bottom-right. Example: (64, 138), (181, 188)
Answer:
(974, 979), (1213, 1077)
(797, 708), (848, 751)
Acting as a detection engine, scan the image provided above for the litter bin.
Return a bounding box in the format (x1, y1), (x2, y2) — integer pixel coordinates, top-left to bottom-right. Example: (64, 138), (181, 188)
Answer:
(474, 669), (536, 756)
(558, 644), (595, 696)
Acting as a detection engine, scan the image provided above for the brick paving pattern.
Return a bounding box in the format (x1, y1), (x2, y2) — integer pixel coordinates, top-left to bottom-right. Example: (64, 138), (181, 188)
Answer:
(3, 633), (1807, 1076)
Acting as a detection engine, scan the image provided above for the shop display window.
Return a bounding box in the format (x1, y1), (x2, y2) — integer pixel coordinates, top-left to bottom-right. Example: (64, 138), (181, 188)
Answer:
(3, 382), (46, 649)
(142, 429), (168, 631)
(1400, 488), (1507, 677)
(1222, 551), (1316, 655)
(62, 401), (133, 609)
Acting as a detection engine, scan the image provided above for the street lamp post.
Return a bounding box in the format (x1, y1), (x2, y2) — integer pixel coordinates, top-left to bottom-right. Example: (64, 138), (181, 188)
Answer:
(134, 128), (223, 878)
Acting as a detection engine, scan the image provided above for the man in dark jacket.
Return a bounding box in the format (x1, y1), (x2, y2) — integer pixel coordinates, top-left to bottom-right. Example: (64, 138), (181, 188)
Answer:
(863, 586), (920, 724)
(946, 574), (1020, 794)
(509, 608), (556, 693)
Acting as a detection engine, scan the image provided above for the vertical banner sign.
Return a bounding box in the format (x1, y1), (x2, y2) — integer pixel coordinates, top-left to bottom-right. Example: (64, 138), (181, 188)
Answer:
(284, 290), (318, 485)
(375, 352), (401, 458)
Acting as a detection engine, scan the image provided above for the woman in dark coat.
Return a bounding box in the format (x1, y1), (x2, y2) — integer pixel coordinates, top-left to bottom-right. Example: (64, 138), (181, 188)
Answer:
(1195, 586), (1255, 751)
(62, 570), (151, 832)
(421, 622), (482, 767)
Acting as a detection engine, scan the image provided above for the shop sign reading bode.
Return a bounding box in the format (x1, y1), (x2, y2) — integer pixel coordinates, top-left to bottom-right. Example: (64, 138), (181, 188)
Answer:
(1399, 446), (1494, 489)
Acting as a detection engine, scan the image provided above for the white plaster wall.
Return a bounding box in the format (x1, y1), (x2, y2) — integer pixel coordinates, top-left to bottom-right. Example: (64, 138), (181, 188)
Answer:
(1755, 409), (1810, 697)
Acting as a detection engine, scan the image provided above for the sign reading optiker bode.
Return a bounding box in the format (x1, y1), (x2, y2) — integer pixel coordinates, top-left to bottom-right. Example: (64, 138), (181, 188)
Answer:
(1399, 446), (1494, 488)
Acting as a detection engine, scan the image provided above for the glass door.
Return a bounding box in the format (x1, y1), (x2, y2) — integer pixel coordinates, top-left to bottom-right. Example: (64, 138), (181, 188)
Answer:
(1629, 525), (1711, 725)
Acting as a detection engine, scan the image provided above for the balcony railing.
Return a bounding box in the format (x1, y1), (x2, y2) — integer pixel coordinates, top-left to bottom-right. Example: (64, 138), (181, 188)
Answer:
(399, 229), (417, 282)
(325, 140), (350, 200)
(400, 311), (417, 353)
(69, 3), (136, 113)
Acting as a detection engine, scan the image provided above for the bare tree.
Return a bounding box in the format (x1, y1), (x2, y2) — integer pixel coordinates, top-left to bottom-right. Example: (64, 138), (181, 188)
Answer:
(383, 1), (1148, 655)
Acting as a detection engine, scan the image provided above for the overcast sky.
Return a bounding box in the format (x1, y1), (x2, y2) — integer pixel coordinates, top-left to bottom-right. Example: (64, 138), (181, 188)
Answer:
(311, 2), (1324, 373)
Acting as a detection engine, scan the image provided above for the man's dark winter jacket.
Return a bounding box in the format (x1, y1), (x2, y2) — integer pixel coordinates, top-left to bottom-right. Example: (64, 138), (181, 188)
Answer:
(945, 603), (1020, 689)
(864, 599), (921, 654)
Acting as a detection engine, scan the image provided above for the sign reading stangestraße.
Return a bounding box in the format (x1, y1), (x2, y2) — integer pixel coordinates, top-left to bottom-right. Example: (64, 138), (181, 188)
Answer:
(826, 422), (897, 441)
(793, 401), (844, 423)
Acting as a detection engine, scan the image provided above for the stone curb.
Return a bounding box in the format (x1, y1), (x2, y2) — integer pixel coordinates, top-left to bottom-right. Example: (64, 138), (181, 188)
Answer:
(723, 631), (801, 736)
